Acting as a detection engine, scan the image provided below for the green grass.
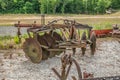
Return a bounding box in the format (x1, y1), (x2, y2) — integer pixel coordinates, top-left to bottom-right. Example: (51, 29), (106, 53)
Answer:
(92, 23), (112, 30)
(0, 35), (27, 49)
(0, 11), (120, 27)
(0, 36), (14, 49)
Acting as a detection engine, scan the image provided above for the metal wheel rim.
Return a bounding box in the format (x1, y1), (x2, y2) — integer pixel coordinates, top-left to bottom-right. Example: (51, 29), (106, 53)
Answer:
(23, 38), (42, 63)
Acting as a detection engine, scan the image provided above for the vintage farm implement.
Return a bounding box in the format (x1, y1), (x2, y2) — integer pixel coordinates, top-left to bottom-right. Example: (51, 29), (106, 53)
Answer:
(14, 15), (96, 63)
(52, 54), (120, 80)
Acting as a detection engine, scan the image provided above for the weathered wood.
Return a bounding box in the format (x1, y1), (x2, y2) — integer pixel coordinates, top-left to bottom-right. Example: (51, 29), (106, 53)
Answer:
(59, 45), (82, 48)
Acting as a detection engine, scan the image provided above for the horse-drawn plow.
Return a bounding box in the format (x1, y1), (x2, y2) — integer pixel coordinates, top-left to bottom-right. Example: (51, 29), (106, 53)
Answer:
(15, 15), (96, 63)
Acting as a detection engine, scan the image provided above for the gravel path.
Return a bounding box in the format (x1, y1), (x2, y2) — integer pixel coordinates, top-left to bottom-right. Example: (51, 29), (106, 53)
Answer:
(0, 38), (120, 80)
(0, 26), (27, 36)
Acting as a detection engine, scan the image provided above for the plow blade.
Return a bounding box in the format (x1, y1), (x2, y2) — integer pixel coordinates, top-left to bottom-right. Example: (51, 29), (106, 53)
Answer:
(23, 38), (42, 63)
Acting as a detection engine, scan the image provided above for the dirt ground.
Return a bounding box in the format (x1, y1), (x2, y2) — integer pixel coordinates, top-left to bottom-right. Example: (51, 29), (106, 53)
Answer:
(0, 38), (120, 80)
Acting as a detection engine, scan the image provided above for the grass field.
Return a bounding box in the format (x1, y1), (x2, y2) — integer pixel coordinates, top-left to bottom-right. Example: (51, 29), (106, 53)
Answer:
(0, 12), (120, 29)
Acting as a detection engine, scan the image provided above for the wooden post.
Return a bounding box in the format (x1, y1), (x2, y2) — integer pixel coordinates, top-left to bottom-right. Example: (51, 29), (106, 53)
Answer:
(41, 14), (45, 25)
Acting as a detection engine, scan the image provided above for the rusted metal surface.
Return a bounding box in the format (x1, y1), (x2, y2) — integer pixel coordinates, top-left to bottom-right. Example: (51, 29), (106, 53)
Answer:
(110, 25), (120, 38)
(14, 21), (42, 27)
(35, 31), (64, 61)
(22, 22), (95, 62)
(52, 54), (82, 80)
(17, 21), (21, 43)
(15, 23), (42, 27)
(90, 32), (96, 55)
(83, 76), (120, 80)
(92, 29), (112, 38)
(52, 31), (64, 41)
(52, 54), (120, 80)
(23, 38), (42, 63)
(81, 32), (87, 55)
(15, 15), (97, 63)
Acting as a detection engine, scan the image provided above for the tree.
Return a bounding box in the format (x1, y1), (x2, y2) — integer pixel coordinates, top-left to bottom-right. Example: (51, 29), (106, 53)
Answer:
(51, 0), (61, 14)
(96, 0), (111, 14)
(31, 0), (40, 13)
(0, 0), (6, 11)
(39, 0), (47, 14)
(69, 0), (83, 14)
(0, 0), (14, 13)
(23, 1), (33, 13)
(0, 0), (119, 14)
(13, 0), (25, 13)
(111, 0), (120, 9)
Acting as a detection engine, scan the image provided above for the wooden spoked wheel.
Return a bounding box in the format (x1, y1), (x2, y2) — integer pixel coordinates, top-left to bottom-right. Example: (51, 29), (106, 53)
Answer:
(23, 38), (42, 63)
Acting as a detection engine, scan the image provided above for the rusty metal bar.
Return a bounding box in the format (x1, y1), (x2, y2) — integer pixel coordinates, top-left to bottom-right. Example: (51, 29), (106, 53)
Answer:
(82, 76), (120, 80)
(14, 23), (42, 27)
(52, 68), (61, 79)
(17, 21), (21, 43)
(72, 58), (82, 80)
